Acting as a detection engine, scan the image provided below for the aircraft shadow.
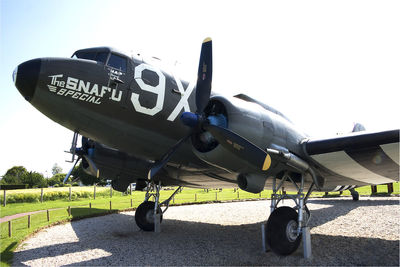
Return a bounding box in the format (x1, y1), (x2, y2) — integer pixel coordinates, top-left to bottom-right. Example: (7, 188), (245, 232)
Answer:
(13, 199), (399, 266)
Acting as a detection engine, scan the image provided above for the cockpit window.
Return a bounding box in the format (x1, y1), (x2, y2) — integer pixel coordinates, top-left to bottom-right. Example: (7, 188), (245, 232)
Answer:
(107, 53), (127, 72)
(74, 51), (96, 60)
(95, 52), (108, 64)
(72, 51), (109, 64)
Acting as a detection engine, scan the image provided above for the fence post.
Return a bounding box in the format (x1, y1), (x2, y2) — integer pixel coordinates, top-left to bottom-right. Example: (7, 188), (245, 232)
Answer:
(110, 201), (112, 210)
(94, 184), (96, 200)
(110, 187), (112, 198)
(237, 191), (239, 199)
(28, 215), (31, 228)
(69, 187), (72, 201)
(387, 183), (393, 194)
(195, 193), (197, 202)
(371, 185), (377, 194)
(68, 206), (71, 216)
(3, 190), (6, 207)
(215, 192), (218, 201)
(41, 188), (44, 203)
(47, 210), (50, 222)
(130, 184), (132, 195)
(8, 221), (11, 237)
(130, 199), (133, 207)
(89, 202), (92, 209)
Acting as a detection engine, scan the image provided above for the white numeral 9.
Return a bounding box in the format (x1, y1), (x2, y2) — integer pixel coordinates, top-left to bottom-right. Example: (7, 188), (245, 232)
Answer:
(131, 64), (165, 116)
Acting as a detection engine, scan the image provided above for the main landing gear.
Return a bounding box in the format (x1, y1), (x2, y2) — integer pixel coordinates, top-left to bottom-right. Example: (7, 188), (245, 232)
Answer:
(263, 172), (314, 258)
(135, 181), (181, 232)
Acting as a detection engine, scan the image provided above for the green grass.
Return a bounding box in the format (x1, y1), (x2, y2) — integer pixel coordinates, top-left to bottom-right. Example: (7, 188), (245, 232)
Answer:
(0, 183), (398, 266)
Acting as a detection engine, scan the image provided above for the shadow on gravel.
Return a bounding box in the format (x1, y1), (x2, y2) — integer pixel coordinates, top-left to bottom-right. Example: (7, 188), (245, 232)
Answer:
(13, 199), (399, 266)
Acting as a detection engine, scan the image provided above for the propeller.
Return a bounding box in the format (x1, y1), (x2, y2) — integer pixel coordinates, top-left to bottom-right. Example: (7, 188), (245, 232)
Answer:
(148, 38), (213, 179)
(63, 136), (99, 183)
(148, 37), (273, 179)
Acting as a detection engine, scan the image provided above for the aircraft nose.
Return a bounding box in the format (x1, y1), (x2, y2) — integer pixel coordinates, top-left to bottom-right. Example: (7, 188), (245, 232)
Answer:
(14, 58), (42, 101)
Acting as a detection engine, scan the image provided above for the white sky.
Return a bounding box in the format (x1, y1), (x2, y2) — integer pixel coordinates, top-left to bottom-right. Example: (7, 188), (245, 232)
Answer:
(0, 0), (399, 177)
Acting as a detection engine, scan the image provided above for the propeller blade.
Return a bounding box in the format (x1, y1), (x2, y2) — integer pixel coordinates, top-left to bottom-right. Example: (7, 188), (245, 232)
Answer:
(147, 38), (212, 181)
(63, 156), (80, 183)
(204, 124), (272, 171)
(82, 154), (100, 178)
(195, 37), (213, 113)
(148, 134), (191, 180)
(81, 136), (89, 148)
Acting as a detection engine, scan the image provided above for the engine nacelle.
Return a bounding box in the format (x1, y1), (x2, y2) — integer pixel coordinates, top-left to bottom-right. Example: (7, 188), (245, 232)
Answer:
(82, 142), (152, 192)
(237, 173), (266, 193)
(192, 95), (272, 174)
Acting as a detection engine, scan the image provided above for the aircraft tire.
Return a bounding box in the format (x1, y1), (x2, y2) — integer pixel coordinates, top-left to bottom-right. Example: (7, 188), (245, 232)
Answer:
(135, 201), (163, 232)
(266, 206), (301, 256)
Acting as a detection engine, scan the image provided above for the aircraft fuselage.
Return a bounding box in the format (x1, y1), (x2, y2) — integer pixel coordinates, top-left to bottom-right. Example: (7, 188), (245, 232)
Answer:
(14, 47), (309, 188)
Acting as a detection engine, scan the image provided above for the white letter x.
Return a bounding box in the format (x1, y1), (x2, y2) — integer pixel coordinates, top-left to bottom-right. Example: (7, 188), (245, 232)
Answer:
(167, 75), (194, 121)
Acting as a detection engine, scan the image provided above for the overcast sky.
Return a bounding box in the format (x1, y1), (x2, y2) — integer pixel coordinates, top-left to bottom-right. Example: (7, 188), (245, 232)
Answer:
(1, 0), (399, 176)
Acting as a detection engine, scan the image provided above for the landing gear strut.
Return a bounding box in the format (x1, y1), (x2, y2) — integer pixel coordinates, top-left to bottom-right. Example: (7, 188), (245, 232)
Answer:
(135, 181), (181, 232)
(263, 172), (314, 258)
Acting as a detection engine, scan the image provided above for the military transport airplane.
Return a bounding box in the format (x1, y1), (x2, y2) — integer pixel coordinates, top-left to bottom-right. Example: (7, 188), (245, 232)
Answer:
(13, 38), (399, 257)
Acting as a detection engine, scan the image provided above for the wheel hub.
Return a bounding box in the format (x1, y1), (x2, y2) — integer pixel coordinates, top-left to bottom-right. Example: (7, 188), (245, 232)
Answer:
(286, 220), (298, 242)
(145, 210), (154, 223)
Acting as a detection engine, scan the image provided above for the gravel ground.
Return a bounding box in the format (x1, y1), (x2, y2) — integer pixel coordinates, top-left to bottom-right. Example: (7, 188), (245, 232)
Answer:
(13, 197), (399, 266)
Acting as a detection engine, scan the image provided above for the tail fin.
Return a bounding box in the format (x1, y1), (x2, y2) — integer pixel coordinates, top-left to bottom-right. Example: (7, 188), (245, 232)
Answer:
(352, 123), (366, 132)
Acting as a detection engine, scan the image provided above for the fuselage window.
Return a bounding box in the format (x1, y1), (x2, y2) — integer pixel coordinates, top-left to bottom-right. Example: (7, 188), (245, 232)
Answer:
(108, 54), (127, 72)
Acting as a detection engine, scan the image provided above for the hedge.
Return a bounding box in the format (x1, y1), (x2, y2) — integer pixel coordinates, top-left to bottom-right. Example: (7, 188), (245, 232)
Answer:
(0, 189), (114, 204)
(0, 184), (28, 190)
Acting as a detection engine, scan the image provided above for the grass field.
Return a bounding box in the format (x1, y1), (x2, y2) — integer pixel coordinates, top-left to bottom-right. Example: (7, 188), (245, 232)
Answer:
(0, 183), (399, 266)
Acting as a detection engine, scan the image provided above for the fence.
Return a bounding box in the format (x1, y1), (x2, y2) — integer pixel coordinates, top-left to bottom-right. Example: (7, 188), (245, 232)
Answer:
(1, 185), (130, 206)
(1, 189), (271, 239)
(1, 183), (398, 244)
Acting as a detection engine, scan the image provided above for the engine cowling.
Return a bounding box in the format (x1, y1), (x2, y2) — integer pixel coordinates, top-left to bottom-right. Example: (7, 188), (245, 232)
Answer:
(237, 173), (266, 193)
(191, 95), (268, 174)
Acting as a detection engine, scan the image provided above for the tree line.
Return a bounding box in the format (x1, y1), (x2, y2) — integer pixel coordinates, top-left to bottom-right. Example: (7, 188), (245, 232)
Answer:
(0, 163), (105, 189)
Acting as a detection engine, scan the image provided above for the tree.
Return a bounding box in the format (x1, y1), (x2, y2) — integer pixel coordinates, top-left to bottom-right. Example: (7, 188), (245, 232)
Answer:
(51, 163), (63, 176)
(48, 173), (68, 186)
(21, 172), (47, 188)
(1, 166), (28, 185)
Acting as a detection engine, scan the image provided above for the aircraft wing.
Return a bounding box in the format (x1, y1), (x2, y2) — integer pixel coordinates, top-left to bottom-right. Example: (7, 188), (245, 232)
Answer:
(304, 129), (399, 187)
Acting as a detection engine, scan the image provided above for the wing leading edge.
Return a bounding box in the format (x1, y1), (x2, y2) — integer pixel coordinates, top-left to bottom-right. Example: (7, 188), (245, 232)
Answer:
(304, 129), (399, 186)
